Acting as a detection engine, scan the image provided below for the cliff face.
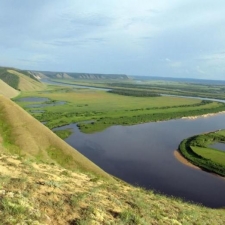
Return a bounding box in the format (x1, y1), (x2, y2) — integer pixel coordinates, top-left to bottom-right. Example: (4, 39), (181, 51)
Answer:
(31, 70), (129, 80)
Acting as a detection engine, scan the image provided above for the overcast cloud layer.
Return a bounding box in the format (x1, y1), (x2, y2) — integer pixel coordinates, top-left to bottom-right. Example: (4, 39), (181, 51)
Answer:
(0, 0), (225, 79)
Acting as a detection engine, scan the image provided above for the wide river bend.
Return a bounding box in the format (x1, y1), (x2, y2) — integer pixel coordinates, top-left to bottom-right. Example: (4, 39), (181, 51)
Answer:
(55, 113), (225, 208)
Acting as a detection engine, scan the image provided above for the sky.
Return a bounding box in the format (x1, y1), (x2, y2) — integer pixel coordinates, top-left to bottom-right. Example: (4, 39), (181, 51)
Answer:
(0, 0), (225, 80)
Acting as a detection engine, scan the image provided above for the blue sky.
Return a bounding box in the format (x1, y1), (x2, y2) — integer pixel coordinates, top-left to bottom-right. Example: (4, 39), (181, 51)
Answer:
(0, 0), (225, 79)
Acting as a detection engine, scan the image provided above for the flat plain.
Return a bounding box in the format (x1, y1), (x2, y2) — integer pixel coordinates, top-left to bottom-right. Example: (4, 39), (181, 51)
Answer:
(14, 84), (225, 133)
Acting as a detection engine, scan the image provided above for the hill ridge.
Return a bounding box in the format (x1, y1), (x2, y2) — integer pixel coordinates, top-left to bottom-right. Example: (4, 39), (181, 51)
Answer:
(7, 70), (45, 91)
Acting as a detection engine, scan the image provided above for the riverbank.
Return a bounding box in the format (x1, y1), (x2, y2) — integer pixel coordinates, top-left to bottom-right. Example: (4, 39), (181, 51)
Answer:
(174, 150), (225, 181)
(182, 111), (225, 120)
(174, 150), (200, 170)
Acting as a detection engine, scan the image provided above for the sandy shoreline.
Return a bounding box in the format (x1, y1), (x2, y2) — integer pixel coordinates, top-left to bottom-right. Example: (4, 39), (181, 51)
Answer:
(173, 150), (200, 170)
(181, 111), (225, 120)
(174, 150), (225, 180)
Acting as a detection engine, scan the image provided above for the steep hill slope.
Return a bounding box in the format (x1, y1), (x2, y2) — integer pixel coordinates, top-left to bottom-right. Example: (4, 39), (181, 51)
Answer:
(7, 70), (45, 91)
(0, 67), (19, 89)
(0, 96), (110, 178)
(0, 67), (45, 91)
(0, 80), (19, 98)
(0, 146), (225, 224)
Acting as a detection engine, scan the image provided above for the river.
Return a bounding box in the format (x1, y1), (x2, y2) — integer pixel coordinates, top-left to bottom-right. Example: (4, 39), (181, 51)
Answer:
(41, 78), (225, 103)
(40, 78), (110, 91)
(55, 113), (225, 208)
(41, 79), (225, 207)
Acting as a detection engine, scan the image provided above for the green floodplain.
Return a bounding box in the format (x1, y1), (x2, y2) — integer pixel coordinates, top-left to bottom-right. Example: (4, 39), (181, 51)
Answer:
(13, 78), (225, 135)
(179, 130), (225, 177)
(50, 77), (225, 100)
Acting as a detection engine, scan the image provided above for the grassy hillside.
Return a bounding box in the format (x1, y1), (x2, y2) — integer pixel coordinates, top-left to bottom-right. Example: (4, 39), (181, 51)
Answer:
(0, 80), (19, 98)
(0, 153), (225, 224)
(7, 70), (45, 91)
(0, 68), (19, 89)
(0, 95), (110, 178)
(0, 67), (45, 91)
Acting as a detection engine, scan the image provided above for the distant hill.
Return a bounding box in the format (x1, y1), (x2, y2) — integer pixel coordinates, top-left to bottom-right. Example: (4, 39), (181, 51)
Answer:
(131, 75), (225, 85)
(0, 79), (19, 98)
(0, 67), (45, 91)
(30, 71), (129, 80)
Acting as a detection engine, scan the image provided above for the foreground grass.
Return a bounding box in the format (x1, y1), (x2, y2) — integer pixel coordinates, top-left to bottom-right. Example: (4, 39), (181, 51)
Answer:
(0, 152), (225, 225)
(13, 87), (225, 133)
(179, 130), (225, 176)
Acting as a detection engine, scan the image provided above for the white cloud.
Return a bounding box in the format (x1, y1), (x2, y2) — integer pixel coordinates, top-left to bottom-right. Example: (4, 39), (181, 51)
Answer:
(0, 0), (225, 79)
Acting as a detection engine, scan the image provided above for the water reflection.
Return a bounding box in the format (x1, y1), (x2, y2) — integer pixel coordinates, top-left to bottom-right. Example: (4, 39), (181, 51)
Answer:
(16, 97), (49, 102)
(209, 143), (225, 152)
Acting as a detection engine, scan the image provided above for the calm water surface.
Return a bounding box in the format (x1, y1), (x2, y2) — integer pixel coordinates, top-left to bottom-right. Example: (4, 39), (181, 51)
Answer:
(56, 113), (225, 208)
(209, 143), (225, 152)
(16, 97), (49, 102)
(26, 101), (66, 108)
(41, 79), (110, 91)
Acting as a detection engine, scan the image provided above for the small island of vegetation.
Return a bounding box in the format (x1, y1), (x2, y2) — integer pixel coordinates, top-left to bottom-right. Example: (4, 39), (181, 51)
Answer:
(179, 130), (225, 176)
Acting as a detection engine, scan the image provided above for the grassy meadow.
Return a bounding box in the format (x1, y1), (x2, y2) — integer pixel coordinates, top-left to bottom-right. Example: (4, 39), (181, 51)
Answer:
(53, 128), (73, 139)
(13, 85), (225, 133)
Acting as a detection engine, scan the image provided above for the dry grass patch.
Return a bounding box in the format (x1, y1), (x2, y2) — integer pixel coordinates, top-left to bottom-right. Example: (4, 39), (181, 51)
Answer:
(0, 153), (225, 224)
(7, 70), (45, 91)
(0, 80), (19, 98)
